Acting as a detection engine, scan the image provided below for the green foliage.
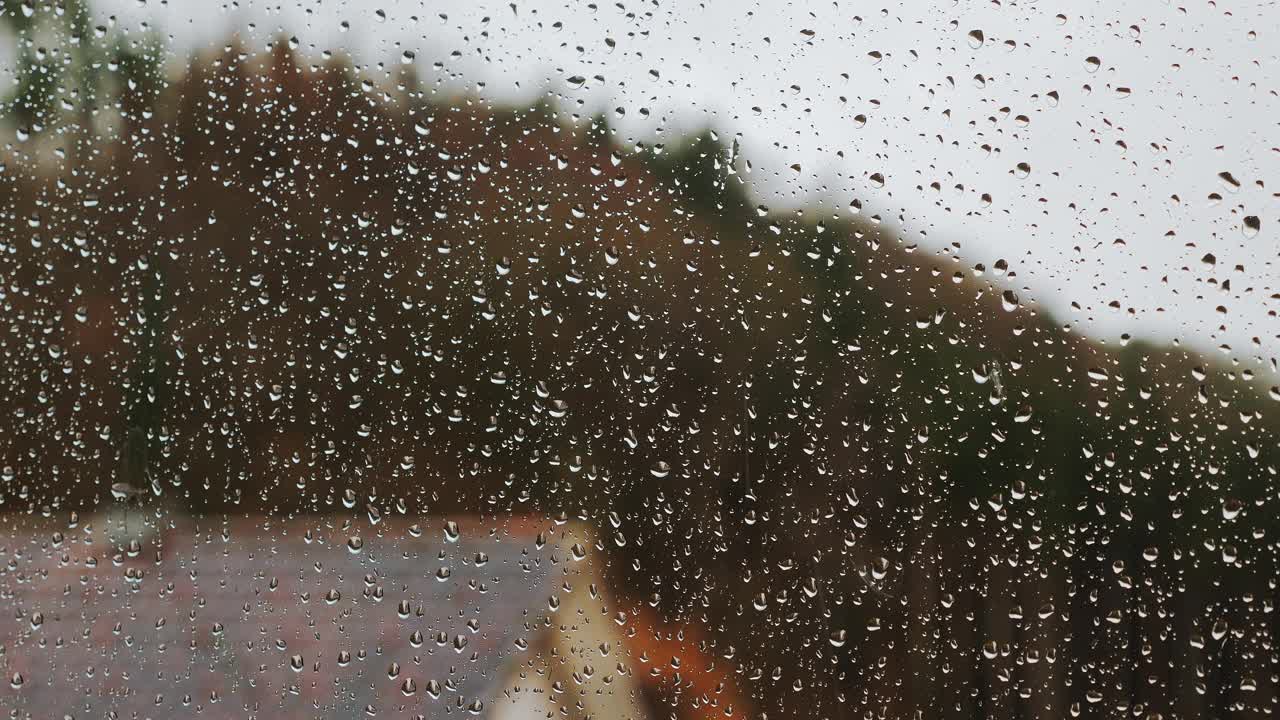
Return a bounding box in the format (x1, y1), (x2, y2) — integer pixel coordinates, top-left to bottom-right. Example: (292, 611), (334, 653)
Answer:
(644, 128), (751, 218)
(111, 33), (166, 106)
(0, 0), (153, 133)
(0, 0), (37, 33)
(7, 50), (59, 126)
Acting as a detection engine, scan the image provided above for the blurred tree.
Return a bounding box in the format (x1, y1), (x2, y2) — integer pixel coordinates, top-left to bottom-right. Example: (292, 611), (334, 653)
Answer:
(646, 127), (750, 218)
(0, 0), (160, 168)
(1, 0), (60, 128)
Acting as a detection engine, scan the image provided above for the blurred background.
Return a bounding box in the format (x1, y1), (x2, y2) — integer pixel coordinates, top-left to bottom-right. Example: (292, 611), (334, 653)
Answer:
(0, 1), (1277, 718)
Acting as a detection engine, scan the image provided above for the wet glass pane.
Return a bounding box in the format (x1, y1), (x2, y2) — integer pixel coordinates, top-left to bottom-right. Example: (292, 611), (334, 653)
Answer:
(0, 1), (1275, 719)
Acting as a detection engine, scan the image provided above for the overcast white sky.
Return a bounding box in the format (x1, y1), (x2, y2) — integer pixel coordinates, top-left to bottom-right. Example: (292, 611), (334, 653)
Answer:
(19, 0), (1280, 363)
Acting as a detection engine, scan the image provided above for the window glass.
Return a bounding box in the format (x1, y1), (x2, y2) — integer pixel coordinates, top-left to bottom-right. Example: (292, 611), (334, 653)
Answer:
(1, 2), (1274, 719)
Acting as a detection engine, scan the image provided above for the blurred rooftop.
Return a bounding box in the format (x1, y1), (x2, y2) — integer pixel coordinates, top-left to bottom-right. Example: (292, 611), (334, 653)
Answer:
(0, 513), (671, 719)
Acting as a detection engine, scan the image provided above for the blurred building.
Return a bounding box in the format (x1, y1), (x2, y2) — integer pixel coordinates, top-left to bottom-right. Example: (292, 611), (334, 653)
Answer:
(0, 512), (746, 720)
